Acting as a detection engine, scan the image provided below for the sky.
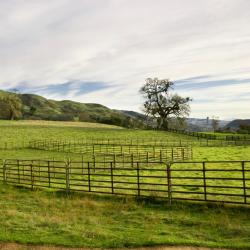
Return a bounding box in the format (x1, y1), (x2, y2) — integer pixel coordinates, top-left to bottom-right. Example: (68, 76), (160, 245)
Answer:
(0, 0), (250, 120)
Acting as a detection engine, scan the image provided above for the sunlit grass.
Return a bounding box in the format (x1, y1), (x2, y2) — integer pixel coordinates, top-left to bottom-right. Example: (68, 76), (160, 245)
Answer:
(1, 120), (250, 249)
(0, 183), (250, 249)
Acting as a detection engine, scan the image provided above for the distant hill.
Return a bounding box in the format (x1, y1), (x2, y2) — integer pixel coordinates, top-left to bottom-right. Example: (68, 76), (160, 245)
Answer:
(0, 89), (238, 131)
(224, 119), (250, 130)
(187, 118), (230, 132)
(119, 110), (146, 120)
(0, 90), (145, 128)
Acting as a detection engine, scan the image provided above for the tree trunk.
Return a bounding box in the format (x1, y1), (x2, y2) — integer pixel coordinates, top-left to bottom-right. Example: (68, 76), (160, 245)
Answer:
(9, 110), (15, 120)
(160, 118), (169, 130)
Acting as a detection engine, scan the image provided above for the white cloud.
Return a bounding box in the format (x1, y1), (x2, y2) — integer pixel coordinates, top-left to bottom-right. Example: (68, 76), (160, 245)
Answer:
(0, 0), (250, 119)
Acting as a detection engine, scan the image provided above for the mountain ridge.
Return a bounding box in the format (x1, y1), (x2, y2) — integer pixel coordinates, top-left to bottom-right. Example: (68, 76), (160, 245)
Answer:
(0, 90), (144, 128)
(1, 90), (248, 131)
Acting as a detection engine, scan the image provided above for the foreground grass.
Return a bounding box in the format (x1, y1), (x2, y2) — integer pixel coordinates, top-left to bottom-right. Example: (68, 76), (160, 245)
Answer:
(0, 183), (249, 249)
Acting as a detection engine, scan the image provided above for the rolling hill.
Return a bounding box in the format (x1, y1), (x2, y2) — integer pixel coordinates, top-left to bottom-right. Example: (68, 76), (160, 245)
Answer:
(0, 90), (144, 128)
(224, 119), (250, 130)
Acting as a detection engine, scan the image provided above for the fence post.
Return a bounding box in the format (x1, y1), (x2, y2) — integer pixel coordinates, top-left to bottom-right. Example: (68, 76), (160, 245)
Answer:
(137, 162), (140, 196)
(3, 160), (7, 183)
(113, 154), (116, 168)
(65, 158), (70, 196)
(110, 162), (114, 194)
(242, 161), (247, 204)
(146, 152), (149, 167)
(48, 161), (51, 188)
(31, 162), (34, 190)
(82, 155), (84, 174)
(93, 155), (96, 172)
(87, 162), (91, 192)
(17, 159), (20, 183)
(123, 153), (125, 168)
(181, 148), (185, 161)
(202, 162), (207, 201)
(166, 162), (172, 205)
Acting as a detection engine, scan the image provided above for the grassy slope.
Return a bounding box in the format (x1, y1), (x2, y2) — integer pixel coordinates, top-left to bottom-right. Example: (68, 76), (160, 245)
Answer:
(0, 90), (140, 126)
(0, 120), (250, 249)
(0, 120), (193, 143)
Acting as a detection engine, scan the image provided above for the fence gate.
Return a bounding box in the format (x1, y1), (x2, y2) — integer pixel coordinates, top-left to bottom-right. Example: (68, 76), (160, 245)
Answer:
(3, 159), (67, 190)
(170, 161), (250, 204)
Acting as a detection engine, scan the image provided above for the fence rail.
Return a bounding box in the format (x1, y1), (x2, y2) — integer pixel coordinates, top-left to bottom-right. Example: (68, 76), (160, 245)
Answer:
(1, 159), (249, 205)
(27, 139), (250, 149)
(1, 137), (250, 151)
(28, 140), (192, 161)
(168, 128), (250, 141)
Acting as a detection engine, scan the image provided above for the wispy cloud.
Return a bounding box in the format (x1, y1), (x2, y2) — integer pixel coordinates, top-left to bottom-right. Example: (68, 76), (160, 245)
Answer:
(0, 0), (250, 119)
(175, 76), (250, 90)
(9, 81), (112, 98)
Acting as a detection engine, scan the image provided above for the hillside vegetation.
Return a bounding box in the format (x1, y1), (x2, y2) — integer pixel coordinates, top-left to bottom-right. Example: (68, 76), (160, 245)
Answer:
(0, 90), (144, 128)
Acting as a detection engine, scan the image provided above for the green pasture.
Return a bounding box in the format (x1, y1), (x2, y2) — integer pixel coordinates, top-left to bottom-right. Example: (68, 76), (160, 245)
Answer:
(0, 183), (250, 249)
(1, 145), (250, 162)
(199, 131), (250, 139)
(0, 120), (196, 143)
(0, 120), (250, 249)
(0, 119), (250, 202)
(1, 120), (250, 161)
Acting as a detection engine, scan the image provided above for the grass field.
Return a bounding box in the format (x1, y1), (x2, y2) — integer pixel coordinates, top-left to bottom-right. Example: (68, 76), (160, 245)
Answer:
(199, 132), (250, 140)
(0, 120), (250, 161)
(0, 120), (250, 249)
(0, 120), (197, 143)
(0, 183), (250, 249)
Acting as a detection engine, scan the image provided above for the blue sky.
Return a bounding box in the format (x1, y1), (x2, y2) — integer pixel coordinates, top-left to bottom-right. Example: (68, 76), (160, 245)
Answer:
(0, 0), (250, 119)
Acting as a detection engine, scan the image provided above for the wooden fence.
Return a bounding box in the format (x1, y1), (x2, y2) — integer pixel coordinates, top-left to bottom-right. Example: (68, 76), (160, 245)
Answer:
(168, 128), (250, 141)
(1, 159), (249, 205)
(1, 137), (250, 151)
(28, 140), (192, 161)
(0, 141), (29, 150)
(28, 139), (250, 151)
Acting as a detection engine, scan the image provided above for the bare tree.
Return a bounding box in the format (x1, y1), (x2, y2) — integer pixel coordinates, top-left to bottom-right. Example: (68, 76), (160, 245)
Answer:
(140, 78), (191, 130)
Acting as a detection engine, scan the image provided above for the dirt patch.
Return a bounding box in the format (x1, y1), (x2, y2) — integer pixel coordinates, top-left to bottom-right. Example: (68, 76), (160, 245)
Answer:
(0, 243), (232, 250)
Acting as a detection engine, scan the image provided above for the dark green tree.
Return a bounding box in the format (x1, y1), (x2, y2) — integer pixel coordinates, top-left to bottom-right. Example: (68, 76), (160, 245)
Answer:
(0, 93), (22, 120)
